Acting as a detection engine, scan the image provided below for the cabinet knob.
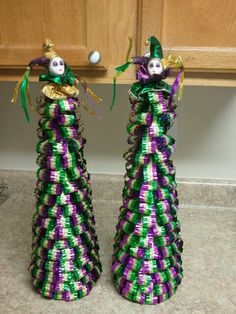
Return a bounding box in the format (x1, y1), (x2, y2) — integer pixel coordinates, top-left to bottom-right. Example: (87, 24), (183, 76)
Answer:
(88, 51), (101, 64)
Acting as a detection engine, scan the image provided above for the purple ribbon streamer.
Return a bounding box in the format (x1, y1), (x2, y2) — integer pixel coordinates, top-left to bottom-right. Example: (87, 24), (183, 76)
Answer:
(168, 70), (181, 108)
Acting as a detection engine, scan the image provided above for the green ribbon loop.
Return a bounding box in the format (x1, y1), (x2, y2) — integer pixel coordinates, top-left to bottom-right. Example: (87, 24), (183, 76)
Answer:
(20, 68), (31, 123)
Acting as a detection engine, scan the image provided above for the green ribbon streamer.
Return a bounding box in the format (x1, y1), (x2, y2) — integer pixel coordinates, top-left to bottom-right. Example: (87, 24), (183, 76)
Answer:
(20, 68), (31, 123)
(110, 78), (117, 111)
(110, 61), (131, 111)
(116, 61), (131, 75)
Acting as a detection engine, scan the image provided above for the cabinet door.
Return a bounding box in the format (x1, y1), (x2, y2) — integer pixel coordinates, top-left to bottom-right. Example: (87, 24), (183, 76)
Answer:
(138, 0), (236, 73)
(0, 0), (108, 70)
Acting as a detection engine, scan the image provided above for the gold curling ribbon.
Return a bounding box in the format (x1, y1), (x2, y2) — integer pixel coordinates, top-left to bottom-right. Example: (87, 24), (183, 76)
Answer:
(162, 55), (184, 70)
(178, 69), (184, 101)
(81, 100), (96, 116)
(77, 76), (101, 103)
(87, 87), (102, 103)
(27, 85), (38, 113)
(162, 55), (184, 100)
(126, 36), (133, 62)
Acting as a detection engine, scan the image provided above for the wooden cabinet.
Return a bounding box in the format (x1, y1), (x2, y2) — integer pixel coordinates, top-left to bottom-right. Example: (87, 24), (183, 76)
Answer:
(0, 0), (109, 70)
(0, 0), (138, 82)
(1, 0), (236, 86)
(138, 0), (236, 86)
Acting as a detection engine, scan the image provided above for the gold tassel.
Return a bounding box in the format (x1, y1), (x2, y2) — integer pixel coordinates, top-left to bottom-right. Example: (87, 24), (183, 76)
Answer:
(43, 38), (57, 59)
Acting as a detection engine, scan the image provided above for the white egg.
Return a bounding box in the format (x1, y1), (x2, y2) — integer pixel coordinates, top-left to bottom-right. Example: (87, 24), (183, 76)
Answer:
(88, 51), (101, 64)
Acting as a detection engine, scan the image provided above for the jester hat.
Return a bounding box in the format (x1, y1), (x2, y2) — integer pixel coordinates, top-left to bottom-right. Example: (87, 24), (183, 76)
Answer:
(110, 36), (184, 109)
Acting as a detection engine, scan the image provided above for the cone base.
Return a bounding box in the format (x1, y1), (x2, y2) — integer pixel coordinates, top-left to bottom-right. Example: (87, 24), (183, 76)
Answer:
(31, 265), (102, 301)
(113, 278), (179, 305)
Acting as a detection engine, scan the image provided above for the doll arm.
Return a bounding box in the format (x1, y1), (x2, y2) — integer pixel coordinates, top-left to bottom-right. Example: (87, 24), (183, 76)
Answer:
(28, 57), (50, 69)
(130, 56), (148, 65)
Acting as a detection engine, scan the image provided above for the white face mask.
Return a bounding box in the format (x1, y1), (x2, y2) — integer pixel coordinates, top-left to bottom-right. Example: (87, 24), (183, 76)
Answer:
(49, 57), (65, 76)
(147, 58), (163, 76)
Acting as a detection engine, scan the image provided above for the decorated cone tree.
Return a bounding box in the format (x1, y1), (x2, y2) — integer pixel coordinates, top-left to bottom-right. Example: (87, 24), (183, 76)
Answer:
(111, 36), (184, 304)
(12, 39), (102, 301)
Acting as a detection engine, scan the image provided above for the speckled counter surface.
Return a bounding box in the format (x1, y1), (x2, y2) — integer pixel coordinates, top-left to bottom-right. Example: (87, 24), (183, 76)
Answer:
(0, 171), (236, 314)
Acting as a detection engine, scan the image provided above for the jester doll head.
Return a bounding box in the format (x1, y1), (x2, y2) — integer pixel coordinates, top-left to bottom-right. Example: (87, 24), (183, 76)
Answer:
(110, 36), (184, 109)
(136, 36), (169, 83)
(132, 36), (184, 87)
(28, 39), (74, 80)
(11, 39), (91, 122)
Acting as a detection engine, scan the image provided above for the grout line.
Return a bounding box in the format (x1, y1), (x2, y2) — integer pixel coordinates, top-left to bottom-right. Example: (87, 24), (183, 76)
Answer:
(181, 204), (236, 211)
(177, 181), (236, 187)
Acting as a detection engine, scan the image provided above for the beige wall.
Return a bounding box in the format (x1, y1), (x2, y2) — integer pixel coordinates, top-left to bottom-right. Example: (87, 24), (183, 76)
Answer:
(0, 82), (236, 180)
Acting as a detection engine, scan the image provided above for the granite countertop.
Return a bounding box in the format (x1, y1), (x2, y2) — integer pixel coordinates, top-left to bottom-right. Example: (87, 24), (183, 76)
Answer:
(0, 170), (236, 314)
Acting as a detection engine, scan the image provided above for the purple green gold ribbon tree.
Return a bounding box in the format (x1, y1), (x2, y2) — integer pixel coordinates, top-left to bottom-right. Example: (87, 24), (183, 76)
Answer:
(12, 39), (102, 301)
(111, 36), (184, 304)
